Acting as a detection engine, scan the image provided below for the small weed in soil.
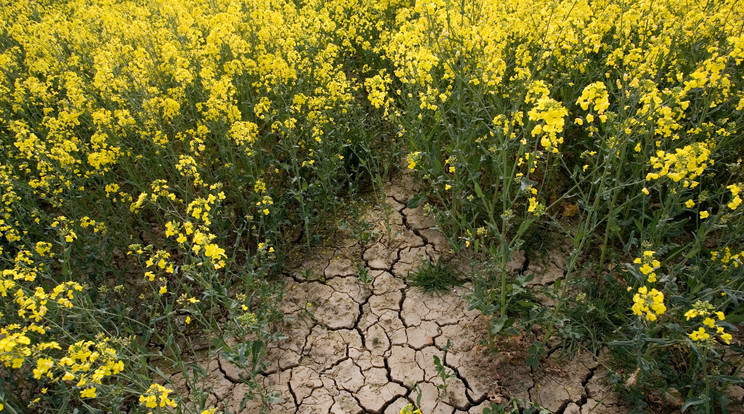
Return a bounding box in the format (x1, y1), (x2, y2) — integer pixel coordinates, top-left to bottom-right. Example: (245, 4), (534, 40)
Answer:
(409, 260), (461, 292)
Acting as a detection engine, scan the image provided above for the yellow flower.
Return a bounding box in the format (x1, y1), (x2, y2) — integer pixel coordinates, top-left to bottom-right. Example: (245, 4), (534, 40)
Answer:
(140, 394), (157, 408)
(406, 151), (421, 170)
(165, 221), (177, 237)
(645, 142), (711, 188)
(700, 211), (709, 219)
(254, 179), (266, 194)
(685, 199), (695, 208)
(632, 286), (666, 321)
(65, 231), (77, 243)
(634, 251), (661, 283)
(80, 387), (97, 399)
(400, 404), (422, 414)
(204, 243), (225, 260)
(33, 358), (53, 379)
(685, 301), (732, 345)
(684, 309), (699, 320)
(727, 184), (742, 209)
(689, 327), (710, 341)
(140, 384), (177, 409)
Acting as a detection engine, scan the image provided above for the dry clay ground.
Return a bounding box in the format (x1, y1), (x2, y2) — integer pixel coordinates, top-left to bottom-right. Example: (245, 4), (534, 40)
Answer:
(175, 174), (635, 414)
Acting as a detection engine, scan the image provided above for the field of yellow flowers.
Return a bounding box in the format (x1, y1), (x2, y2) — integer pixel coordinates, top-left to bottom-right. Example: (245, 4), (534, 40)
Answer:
(1, 0), (742, 412)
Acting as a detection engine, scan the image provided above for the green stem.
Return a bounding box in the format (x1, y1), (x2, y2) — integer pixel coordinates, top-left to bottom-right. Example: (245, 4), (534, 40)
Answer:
(703, 348), (710, 414)
(597, 135), (629, 290)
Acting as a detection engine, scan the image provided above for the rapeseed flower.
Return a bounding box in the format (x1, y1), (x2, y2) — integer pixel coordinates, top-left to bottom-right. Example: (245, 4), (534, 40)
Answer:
(685, 301), (732, 344)
(727, 184), (742, 210)
(632, 286), (666, 321)
(645, 142), (712, 188)
(80, 387), (97, 398)
(400, 404), (422, 414)
(633, 251), (661, 283)
(139, 383), (177, 409)
(407, 152), (421, 170)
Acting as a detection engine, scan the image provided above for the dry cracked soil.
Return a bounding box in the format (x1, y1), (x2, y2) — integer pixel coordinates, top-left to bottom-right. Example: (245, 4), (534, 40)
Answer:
(172, 174), (635, 414)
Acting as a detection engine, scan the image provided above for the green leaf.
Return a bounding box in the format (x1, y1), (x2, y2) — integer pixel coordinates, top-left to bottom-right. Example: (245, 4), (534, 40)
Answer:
(407, 193), (427, 209)
(681, 396), (708, 412)
(520, 178), (537, 192)
(527, 341), (545, 369)
(266, 391), (284, 404)
(490, 315), (509, 335)
(608, 216), (621, 233)
(710, 375), (744, 384)
(473, 181), (485, 199)
(251, 340), (264, 368)
(517, 218), (534, 237)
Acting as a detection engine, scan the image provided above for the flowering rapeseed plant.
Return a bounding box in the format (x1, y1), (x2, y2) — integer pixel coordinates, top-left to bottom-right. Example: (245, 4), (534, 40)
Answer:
(407, 151), (422, 170)
(633, 251), (661, 283)
(400, 404), (422, 414)
(685, 301), (733, 345)
(139, 383), (177, 409)
(631, 286), (667, 322)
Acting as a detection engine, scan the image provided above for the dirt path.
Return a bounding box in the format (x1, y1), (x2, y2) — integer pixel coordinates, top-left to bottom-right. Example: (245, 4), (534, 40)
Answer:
(184, 174), (629, 414)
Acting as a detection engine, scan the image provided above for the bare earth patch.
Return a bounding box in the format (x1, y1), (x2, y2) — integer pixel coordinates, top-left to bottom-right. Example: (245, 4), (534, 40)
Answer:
(173, 174), (631, 413)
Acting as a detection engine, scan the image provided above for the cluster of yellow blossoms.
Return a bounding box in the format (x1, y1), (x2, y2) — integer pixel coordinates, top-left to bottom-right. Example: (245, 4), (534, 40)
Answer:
(631, 286), (667, 322)
(407, 151), (422, 170)
(710, 247), (744, 270)
(400, 404), (423, 414)
(2, 334), (124, 401)
(139, 383), (177, 409)
(633, 251), (662, 283)
(645, 142), (712, 188)
(685, 301), (732, 345)
(59, 339), (125, 399)
(526, 82), (569, 154)
(728, 183), (742, 210)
